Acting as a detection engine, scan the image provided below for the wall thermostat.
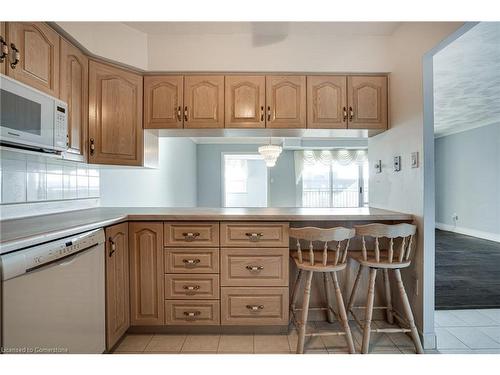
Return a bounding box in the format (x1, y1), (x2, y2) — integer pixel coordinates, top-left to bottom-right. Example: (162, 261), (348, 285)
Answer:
(375, 160), (382, 173)
(393, 156), (401, 172)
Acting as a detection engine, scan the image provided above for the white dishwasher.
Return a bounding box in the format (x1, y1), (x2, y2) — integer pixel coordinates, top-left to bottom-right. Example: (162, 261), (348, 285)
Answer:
(0, 228), (106, 354)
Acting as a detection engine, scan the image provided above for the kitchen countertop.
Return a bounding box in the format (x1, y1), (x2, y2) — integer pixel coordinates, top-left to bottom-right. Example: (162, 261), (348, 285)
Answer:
(0, 207), (412, 254)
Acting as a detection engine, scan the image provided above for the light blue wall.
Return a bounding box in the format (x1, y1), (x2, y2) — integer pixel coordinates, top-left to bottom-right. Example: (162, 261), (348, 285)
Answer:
(435, 123), (500, 234)
(100, 138), (197, 207)
(196, 144), (297, 207)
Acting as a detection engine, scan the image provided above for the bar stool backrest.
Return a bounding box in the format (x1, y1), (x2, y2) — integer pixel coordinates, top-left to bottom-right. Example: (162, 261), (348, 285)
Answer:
(289, 227), (356, 267)
(355, 223), (417, 264)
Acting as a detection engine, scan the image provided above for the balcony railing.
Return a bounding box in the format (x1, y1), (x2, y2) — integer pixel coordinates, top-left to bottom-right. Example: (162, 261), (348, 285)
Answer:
(302, 188), (362, 208)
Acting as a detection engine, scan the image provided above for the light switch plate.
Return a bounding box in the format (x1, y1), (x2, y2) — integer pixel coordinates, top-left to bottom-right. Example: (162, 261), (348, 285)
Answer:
(374, 160), (382, 173)
(411, 152), (419, 168)
(393, 156), (401, 172)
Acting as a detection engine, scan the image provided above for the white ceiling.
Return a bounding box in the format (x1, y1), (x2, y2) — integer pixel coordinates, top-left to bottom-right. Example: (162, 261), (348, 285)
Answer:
(434, 22), (500, 137)
(123, 22), (401, 36)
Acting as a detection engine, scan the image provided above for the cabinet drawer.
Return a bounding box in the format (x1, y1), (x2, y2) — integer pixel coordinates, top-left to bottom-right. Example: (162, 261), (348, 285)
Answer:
(165, 248), (219, 273)
(165, 300), (220, 325)
(220, 222), (289, 247)
(164, 222), (219, 247)
(165, 274), (220, 300)
(221, 287), (289, 325)
(221, 248), (288, 286)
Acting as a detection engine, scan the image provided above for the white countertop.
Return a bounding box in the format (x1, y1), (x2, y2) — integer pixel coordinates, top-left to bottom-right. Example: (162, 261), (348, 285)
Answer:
(0, 207), (413, 254)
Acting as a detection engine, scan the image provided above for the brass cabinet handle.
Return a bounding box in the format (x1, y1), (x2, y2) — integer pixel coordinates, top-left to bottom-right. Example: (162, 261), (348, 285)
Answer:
(182, 232), (200, 241)
(184, 106), (188, 122)
(343, 106), (348, 122)
(183, 285), (201, 291)
(349, 106), (354, 121)
(260, 106), (264, 122)
(245, 232), (264, 242)
(108, 237), (116, 257)
(9, 43), (19, 69)
(183, 258), (201, 265)
(177, 106), (182, 122)
(267, 105), (271, 122)
(246, 305), (264, 311)
(246, 265), (264, 271)
(0, 36), (8, 63)
(89, 138), (95, 155)
(183, 311), (201, 319)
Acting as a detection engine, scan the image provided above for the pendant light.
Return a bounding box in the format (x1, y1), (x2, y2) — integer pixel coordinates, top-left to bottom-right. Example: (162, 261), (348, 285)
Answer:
(258, 137), (282, 167)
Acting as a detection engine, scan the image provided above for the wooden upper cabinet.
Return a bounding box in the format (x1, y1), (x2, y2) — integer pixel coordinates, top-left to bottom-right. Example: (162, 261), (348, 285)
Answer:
(6, 22), (60, 97)
(105, 222), (130, 351)
(307, 76), (347, 129)
(184, 75), (224, 128)
(266, 75), (306, 128)
(88, 60), (143, 166)
(129, 222), (164, 326)
(225, 76), (265, 128)
(59, 38), (88, 161)
(347, 75), (388, 130)
(144, 75), (183, 129)
(0, 22), (5, 75)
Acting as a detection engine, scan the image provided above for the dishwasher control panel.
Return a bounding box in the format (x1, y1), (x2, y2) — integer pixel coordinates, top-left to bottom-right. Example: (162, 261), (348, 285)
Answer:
(1, 228), (105, 281)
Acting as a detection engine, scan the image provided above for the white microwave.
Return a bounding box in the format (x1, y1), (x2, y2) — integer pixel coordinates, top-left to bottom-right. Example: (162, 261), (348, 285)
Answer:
(0, 74), (68, 153)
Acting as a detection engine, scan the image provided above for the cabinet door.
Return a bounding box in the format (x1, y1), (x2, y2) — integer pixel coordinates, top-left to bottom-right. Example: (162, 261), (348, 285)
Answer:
(0, 22), (5, 75)
(88, 61), (143, 166)
(129, 222), (164, 326)
(347, 75), (388, 130)
(59, 38), (88, 161)
(105, 222), (130, 350)
(307, 76), (347, 129)
(144, 75), (183, 129)
(266, 75), (306, 128)
(184, 75), (224, 128)
(6, 22), (60, 97)
(225, 75), (265, 128)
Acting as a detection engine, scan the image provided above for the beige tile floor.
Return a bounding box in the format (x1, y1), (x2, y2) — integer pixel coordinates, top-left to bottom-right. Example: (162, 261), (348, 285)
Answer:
(113, 320), (421, 354)
(435, 309), (500, 354)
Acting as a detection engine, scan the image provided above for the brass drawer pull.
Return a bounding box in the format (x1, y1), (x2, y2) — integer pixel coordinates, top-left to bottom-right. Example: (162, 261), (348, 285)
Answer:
(267, 106), (271, 122)
(176, 106), (182, 122)
(260, 106), (264, 122)
(183, 258), (201, 265)
(343, 106), (347, 122)
(183, 311), (201, 319)
(245, 232), (264, 242)
(183, 285), (200, 291)
(108, 237), (116, 257)
(182, 232), (200, 241)
(349, 106), (354, 121)
(89, 138), (95, 155)
(246, 265), (264, 271)
(246, 305), (264, 311)
(184, 106), (188, 122)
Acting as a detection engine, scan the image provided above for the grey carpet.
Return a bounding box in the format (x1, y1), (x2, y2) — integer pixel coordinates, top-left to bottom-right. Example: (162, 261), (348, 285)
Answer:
(435, 229), (500, 310)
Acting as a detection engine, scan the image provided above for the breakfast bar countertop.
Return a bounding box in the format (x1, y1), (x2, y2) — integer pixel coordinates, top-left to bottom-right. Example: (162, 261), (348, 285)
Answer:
(0, 207), (413, 254)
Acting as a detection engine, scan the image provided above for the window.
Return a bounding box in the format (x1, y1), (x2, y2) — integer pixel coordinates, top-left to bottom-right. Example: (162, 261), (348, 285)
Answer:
(302, 160), (369, 208)
(223, 154), (268, 207)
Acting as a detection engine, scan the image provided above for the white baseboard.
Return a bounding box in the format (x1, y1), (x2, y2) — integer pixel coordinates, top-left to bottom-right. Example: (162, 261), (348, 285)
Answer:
(436, 222), (500, 243)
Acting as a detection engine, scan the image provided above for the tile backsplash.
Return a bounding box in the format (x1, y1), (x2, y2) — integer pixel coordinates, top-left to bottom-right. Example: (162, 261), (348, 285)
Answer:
(0, 149), (100, 205)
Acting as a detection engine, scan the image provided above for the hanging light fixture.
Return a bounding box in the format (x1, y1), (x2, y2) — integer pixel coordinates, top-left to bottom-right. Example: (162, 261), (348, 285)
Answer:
(258, 138), (282, 167)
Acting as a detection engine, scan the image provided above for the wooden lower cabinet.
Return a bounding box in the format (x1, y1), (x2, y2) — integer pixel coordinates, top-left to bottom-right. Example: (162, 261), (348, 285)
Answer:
(129, 222), (164, 326)
(221, 287), (289, 325)
(164, 274), (220, 300)
(164, 248), (219, 274)
(105, 222), (130, 350)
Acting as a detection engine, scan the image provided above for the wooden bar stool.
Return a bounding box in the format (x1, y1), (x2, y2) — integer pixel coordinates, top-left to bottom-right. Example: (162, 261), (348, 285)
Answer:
(289, 227), (356, 354)
(346, 223), (424, 354)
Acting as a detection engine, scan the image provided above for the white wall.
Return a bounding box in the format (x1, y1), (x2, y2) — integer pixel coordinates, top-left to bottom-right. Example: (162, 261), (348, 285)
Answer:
(368, 22), (462, 348)
(99, 138), (197, 207)
(56, 22), (149, 70)
(435, 123), (500, 241)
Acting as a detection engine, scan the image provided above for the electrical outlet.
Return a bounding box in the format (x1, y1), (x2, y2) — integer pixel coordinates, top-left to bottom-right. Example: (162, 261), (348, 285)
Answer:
(374, 160), (382, 173)
(393, 156), (401, 172)
(452, 213), (458, 222)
